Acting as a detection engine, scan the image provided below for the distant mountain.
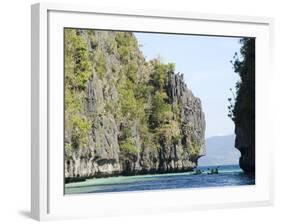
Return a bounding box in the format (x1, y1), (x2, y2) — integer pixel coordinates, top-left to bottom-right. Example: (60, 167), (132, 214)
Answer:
(198, 135), (240, 166)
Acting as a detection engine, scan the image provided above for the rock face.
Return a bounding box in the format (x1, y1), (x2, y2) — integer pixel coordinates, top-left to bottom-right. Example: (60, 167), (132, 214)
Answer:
(235, 121), (255, 172)
(64, 29), (205, 181)
(233, 38), (255, 173)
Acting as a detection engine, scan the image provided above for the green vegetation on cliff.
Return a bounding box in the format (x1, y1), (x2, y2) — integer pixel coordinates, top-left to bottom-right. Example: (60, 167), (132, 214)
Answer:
(64, 29), (91, 151)
(232, 38), (255, 124)
(64, 28), (205, 178)
(228, 38), (255, 123)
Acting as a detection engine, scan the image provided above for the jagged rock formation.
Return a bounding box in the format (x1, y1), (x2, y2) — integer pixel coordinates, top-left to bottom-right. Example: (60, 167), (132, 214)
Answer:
(232, 38), (255, 173)
(64, 29), (205, 181)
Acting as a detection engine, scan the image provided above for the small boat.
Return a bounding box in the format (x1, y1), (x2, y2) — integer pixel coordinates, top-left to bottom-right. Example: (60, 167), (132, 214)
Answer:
(207, 167), (219, 175)
(193, 169), (202, 175)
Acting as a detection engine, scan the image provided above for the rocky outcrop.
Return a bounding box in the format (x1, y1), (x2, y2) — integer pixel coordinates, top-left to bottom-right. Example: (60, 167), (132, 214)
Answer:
(235, 121), (255, 172)
(233, 38), (255, 173)
(64, 29), (205, 182)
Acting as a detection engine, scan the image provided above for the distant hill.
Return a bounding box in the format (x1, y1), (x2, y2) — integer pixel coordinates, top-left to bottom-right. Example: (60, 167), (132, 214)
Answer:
(198, 135), (240, 166)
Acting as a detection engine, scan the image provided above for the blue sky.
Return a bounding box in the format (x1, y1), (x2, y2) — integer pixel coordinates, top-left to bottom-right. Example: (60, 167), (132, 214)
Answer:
(134, 32), (241, 138)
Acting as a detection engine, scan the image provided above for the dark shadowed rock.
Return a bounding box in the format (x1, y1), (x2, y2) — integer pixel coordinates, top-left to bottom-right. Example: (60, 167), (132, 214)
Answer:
(232, 38), (255, 173)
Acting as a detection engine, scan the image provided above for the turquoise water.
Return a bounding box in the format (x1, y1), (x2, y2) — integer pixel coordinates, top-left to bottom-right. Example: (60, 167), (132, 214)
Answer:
(65, 165), (255, 194)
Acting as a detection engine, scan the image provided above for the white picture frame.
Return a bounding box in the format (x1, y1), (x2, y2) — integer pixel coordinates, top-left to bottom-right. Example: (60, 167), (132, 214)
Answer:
(31, 2), (274, 221)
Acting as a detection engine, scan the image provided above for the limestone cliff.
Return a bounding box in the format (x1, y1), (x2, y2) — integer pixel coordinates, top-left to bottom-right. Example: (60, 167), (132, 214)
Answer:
(232, 38), (255, 173)
(64, 29), (205, 181)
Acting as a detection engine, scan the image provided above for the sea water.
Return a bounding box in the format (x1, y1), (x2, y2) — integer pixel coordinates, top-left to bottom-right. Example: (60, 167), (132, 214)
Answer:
(65, 164), (255, 194)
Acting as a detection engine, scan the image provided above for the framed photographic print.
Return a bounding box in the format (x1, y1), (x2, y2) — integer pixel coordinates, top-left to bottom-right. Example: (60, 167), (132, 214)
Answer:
(31, 2), (274, 221)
